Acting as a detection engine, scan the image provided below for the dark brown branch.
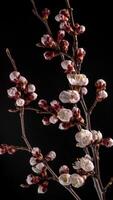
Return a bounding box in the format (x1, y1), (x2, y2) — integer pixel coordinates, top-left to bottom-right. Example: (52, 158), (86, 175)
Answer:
(6, 48), (18, 71)
(19, 109), (32, 151)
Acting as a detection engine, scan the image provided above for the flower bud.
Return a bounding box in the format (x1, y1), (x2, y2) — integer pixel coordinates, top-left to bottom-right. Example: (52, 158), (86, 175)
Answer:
(27, 84), (36, 93)
(76, 48), (86, 62)
(45, 151), (56, 161)
(59, 165), (69, 174)
(96, 90), (108, 102)
(15, 98), (25, 107)
(95, 79), (106, 91)
(41, 8), (50, 20)
(43, 51), (56, 60)
(9, 71), (20, 82)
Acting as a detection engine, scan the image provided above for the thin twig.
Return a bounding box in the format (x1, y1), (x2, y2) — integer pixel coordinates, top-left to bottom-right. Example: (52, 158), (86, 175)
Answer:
(6, 48), (18, 71)
(19, 109), (32, 151)
(30, 0), (52, 35)
(89, 100), (97, 115)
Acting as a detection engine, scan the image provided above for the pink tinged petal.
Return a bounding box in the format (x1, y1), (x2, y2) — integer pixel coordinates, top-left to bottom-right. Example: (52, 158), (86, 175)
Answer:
(61, 60), (74, 70)
(96, 90), (108, 101)
(26, 175), (33, 185)
(57, 30), (65, 43)
(45, 151), (56, 161)
(59, 165), (69, 174)
(59, 122), (70, 130)
(9, 71), (20, 82)
(32, 147), (41, 156)
(95, 79), (106, 91)
(57, 108), (73, 122)
(76, 48), (86, 62)
(28, 92), (38, 101)
(42, 117), (50, 125)
(38, 99), (48, 110)
(15, 98), (25, 107)
(58, 173), (71, 186)
(49, 115), (58, 124)
(101, 138), (113, 147)
(81, 87), (88, 95)
(55, 14), (69, 22)
(43, 51), (56, 60)
(50, 100), (61, 111)
(59, 9), (70, 18)
(60, 39), (69, 53)
(27, 84), (36, 93)
(7, 87), (18, 98)
(37, 182), (48, 194)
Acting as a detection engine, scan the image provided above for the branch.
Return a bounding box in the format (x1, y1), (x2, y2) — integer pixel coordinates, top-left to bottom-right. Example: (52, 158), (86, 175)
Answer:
(6, 48), (18, 71)
(30, 0), (52, 35)
(19, 109), (32, 151)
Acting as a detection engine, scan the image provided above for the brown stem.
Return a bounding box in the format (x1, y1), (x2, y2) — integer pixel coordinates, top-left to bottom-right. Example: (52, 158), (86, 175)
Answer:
(15, 146), (31, 152)
(19, 109), (32, 151)
(89, 100), (97, 115)
(6, 48), (18, 71)
(45, 161), (81, 200)
(30, 0), (52, 35)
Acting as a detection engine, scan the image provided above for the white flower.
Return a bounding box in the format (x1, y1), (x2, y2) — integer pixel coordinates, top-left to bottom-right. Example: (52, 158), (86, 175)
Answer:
(67, 73), (89, 86)
(91, 130), (103, 143)
(70, 173), (85, 188)
(57, 108), (73, 122)
(59, 90), (80, 104)
(27, 84), (36, 93)
(32, 162), (45, 174)
(15, 98), (25, 107)
(75, 129), (93, 148)
(58, 173), (71, 186)
(9, 71), (20, 82)
(37, 185), (47, 193)
(73, 155), (94, 172)
(7, 87), (18, 98)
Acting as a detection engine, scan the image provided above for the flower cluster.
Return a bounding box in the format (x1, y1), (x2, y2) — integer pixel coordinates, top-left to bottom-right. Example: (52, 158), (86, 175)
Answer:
(0, 144), (17, 155)
(95, 79), (108, 101)
(25, 147), (56, 193)
(58, 164), (87, 188)
(7, 71), (38, 107)
(38, 99), (84, 130)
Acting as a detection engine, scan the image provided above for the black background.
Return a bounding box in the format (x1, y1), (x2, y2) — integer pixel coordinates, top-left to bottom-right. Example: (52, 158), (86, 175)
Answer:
(0, 0), (113, 200)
